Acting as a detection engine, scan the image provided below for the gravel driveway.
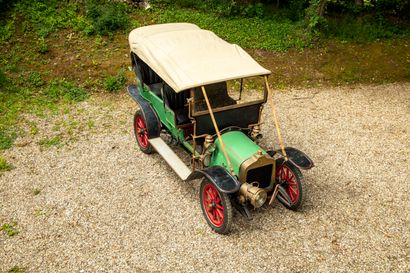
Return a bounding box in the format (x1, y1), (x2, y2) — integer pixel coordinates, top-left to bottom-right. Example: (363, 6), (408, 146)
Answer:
(1, 83), (409, 272)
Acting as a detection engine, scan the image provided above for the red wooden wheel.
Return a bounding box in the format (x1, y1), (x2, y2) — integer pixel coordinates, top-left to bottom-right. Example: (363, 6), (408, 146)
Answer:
(133, 110), (153, 154)
(276, 160), (304, 210)
(200, 179), (233, 234)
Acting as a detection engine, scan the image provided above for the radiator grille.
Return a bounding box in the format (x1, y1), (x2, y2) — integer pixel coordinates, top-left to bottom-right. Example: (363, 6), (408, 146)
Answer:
(246, 164), (273, 189)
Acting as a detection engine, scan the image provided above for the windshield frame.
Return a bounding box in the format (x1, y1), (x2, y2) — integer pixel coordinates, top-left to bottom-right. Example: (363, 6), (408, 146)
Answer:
(190, 77), (268, 117)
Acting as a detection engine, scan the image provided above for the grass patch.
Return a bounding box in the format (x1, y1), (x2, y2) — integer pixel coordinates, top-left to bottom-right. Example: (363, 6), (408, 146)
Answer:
(156, 7), (309, 51)
(0, 131), (14, 150)
(0, 74), (89, 151)
(27, 71), (44, 87)
(0, 222), (18, 236)
(6, 266), (27, 273)
(38, 136), (61, 148)
(13, 0), (91, 39)
(44, 79), (89, 102)
(103, 69), (127, 92)
(0, 155), (14, 172)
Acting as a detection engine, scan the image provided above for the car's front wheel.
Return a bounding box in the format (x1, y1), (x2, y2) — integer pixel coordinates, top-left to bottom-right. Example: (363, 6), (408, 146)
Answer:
(276, 159), (304, 210)
(200, 179), (233, 234)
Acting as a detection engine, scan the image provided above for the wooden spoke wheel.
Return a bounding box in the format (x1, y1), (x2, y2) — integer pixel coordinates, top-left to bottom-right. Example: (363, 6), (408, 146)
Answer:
(133, 110), (153, 154)
(200, 179), (233, 234)
(276, 160), (304, 210)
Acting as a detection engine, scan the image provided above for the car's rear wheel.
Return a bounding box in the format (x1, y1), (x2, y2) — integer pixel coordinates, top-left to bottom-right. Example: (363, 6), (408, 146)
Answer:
(276, 159), (304, 210)
(133, 110), (153, 154)
(200, 179), (233, 234)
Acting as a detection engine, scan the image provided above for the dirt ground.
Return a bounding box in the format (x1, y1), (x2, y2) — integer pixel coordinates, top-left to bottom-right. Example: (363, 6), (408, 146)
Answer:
(1, 83), (409, 272)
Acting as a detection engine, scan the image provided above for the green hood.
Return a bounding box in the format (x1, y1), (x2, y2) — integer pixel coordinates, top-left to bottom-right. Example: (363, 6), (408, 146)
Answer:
(211, 131), (265, 175)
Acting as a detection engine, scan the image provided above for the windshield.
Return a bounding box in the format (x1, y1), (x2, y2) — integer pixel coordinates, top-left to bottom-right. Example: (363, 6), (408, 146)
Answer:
(193, 76), (266, 114)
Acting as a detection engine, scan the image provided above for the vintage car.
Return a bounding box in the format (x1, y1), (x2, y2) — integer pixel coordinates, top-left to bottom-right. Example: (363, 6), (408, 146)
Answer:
(127, 23), (313, 234)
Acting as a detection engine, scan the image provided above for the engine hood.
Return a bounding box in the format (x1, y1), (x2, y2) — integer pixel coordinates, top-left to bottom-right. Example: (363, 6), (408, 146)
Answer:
(211, 131), (266, 175)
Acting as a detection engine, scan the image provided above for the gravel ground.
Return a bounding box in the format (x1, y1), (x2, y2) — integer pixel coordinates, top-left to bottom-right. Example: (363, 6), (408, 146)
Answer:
(1, 83), (409, 272)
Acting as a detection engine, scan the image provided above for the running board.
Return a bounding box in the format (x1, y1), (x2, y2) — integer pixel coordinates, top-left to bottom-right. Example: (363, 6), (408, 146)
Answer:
(148, 137), (192, 180)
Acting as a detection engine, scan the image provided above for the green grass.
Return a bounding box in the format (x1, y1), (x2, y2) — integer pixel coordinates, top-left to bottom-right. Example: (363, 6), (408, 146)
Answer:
(0, 155), (14, 172)
(38, 136), (61, 148)
(156, 8), (310, 51)
(0, 73), (89, 150)
(0, 222), (18, 236)
(13, 0), (91, 39)
(103, 68), (127, 92)
(44, 79), (89, 102)
(0, 131), (14, 150)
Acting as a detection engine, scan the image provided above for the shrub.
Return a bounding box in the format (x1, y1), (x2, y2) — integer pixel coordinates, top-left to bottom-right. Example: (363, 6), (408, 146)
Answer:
(37, 37), (49, 53)
(103, 69), (127, 92)
(86, 0), (130, 36)
(0, 20), (15, 42)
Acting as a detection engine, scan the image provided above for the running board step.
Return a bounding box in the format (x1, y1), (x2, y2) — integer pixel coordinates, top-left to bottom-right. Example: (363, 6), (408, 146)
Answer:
(149, 137), (192, 180)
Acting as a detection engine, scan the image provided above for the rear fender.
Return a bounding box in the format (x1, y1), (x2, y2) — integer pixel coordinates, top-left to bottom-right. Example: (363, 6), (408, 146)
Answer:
(186, 166), (240, 194)
(268, 147), (314, 170)
(128, 84), (161, 138)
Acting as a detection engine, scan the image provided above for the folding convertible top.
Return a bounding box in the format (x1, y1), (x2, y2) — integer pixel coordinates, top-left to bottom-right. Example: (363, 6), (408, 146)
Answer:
(129, 23), (271, 92)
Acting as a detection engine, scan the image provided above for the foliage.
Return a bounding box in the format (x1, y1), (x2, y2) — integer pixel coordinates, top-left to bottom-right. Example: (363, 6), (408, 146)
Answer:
(157, 8), (309, 50)
(0, 155), (14, 172)
(85, 0), (130, 36)
(44, 80), (89, 102)
(14, 0), (91, 38)
(325, 16), (407, 41)
(28, 71), (44, 87)
(152, 0), (409, 43)
(0, 131), (14, 150)
(305, 0), (327, 36)
(103, 69), (127, 92)
(0, 20), (15, 42)
(0, 222), (18, 236)
(151, 0), (266, 18)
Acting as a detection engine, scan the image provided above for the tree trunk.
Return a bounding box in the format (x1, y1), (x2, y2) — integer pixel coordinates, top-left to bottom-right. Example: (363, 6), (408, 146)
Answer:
(318, 0), (327, 16)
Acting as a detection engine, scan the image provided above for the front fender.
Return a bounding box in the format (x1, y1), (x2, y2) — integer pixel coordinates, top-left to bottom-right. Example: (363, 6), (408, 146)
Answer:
(186, 166), (240, 193)
(268, 147), (314, 170)
(128, 84), (161, 138)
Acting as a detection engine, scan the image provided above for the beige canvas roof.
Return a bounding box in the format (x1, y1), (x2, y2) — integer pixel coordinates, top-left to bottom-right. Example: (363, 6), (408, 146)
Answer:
(129, 23), (271, 92)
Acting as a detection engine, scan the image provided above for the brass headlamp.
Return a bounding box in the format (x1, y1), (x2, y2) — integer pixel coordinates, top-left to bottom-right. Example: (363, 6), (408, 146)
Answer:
(239, 182), (267, 208)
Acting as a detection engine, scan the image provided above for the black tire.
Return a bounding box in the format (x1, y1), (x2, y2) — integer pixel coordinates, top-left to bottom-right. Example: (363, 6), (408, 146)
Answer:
(133, 110), (153, 154)
(200, 179), (233, 234)
(276, 159), (304, 210)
